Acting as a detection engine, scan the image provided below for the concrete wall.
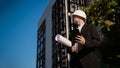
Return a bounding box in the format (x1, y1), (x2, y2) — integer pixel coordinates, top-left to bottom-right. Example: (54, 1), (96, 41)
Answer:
(38, 0), (56, 68)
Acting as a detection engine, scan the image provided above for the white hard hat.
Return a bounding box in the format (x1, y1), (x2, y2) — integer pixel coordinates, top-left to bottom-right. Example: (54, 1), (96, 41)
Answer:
(72, 10), (87, 19)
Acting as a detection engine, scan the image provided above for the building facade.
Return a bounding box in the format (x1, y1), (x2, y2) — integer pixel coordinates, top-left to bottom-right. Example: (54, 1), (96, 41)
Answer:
(37, 0), (90, 68)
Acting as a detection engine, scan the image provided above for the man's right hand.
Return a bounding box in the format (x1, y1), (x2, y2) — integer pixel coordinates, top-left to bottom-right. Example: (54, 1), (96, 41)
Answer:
(71, 44), (78, 53)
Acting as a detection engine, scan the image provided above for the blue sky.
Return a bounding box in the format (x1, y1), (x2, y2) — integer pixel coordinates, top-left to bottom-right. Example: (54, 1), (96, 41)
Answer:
(0, 0), (49, 68)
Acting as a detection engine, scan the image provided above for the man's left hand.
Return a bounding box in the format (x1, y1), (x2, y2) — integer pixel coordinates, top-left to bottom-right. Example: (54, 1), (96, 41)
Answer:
(75, 35), (86, 45)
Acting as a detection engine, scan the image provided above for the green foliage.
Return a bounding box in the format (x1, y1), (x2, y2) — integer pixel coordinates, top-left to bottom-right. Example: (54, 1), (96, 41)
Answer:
(81, 0), (120, 31)
(81, 1), (120, 68)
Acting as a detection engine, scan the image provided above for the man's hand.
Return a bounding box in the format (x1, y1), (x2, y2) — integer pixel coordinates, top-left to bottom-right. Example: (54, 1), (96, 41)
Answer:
(75, 35), (86, 45)
(71, 44), (78, 53)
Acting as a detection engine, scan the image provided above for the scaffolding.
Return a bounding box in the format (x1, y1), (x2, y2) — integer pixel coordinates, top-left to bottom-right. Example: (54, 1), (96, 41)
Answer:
(52, 0), (87, 68)
(36, 0), (88, 68)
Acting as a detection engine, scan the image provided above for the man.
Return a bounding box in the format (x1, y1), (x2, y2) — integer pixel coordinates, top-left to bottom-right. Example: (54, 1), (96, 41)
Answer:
(68, 10), (101, 68)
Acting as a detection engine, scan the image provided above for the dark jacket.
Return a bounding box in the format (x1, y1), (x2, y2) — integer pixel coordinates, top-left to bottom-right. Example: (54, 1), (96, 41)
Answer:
(68, 23), (101, 68)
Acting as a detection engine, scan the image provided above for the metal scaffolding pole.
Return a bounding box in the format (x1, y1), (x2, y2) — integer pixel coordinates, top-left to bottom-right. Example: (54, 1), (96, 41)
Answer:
(65, 0), (69, 39)
(65, 1), (71, 68)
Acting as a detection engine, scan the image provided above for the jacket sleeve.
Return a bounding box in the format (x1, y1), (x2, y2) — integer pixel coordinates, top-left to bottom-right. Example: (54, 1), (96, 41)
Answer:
(84, 24), (101, 48)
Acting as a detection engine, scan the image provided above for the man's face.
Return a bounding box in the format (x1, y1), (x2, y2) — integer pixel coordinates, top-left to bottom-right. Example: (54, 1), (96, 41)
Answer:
(73, 16), (85, 26)
(73, 17), (80, 26)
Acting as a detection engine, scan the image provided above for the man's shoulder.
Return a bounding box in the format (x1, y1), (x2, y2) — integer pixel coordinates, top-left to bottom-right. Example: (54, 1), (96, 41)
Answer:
(86, 23), (94, 26)
(86, 23), (96, 28)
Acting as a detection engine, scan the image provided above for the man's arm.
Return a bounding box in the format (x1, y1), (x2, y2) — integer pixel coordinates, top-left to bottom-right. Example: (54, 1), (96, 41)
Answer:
(84, 24), (101, 48)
